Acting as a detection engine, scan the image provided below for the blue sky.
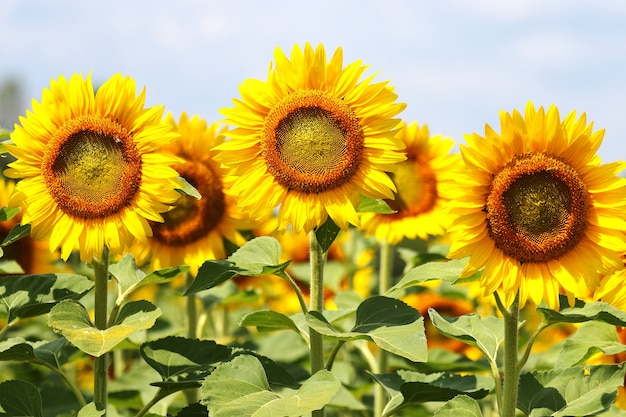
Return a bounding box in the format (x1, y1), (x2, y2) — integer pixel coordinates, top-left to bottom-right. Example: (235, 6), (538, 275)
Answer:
(2, 0), (625, 162)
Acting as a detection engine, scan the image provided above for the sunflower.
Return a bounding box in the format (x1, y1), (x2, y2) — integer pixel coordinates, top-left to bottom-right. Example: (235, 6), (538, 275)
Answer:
(215, 43), (406, 234)
(360, 121), (461, 244)
(130, 113), (250, 271)
(4, 73), (182, 261)
(446, 102), (626, 308)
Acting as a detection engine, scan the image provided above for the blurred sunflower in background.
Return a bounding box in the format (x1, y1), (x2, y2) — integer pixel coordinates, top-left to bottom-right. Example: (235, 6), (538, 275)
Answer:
(4, 73), (182, 261)
(446, 102), (626, 308)
(360, 121), (460, 244)
(215, 42), (406, 234)
(130, 113), (250, 272)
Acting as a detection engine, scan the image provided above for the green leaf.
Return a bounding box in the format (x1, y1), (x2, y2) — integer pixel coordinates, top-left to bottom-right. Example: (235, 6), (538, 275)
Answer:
(228, 236), (285, 274)
(175, 403), (209, 417)
(433, 395), (483, 417)
(109, 253), (188, 304)
(0, 380), (43, 417)
(185, 237), (290, 295)
(556, 321), (626, 368)
(0, 206), (20, 222)
(200, 354), (341, 417)
(0, 337), (73, 369)
(517, 364), (626, 417)
(1, 222), (31, 247)
(357, 196), (396, 214)
(537, 299), (626, 326)
(429, 309), (504, 364)
(185, 260), (244, 295)
(140, 336), (232, 382)
(0, 127), (10, 140)
(48, 300), (161, 356)
(306, 296), (427, 362)
(240, 310), (300, 333)
(176, 176), (202, 199)
(387, 258), (471, 294)
(315, 216), (341, 253)
(77, 402), (106, 417)
(0, 260), (24, 274)
(0, 273), (94, 321)
(371, 370), (492, 414)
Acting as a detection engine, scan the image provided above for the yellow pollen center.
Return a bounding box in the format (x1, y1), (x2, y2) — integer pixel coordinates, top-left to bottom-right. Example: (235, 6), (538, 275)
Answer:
(263, 90), (364, 194)
(43, 115), (141, 219)
(386, 157), (437, 216)
(486, 152), (588, 263)
(152, 161), (226, 246)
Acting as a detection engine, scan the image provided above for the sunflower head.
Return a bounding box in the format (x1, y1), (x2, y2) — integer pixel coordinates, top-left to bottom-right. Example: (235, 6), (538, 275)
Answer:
(4, 73), (183, 261)
(130, 113), (251, 272)
(446, 102), (626, 308)
(215, 42), (407, 234)
(360, 121), (461, 244)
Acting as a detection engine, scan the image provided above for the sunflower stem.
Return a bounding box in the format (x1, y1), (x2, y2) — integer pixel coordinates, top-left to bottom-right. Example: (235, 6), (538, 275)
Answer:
(374, 239), (394, 417)
(309, 231), (326, 417)
(93, 245), (110, 413)
(501, 292), (520, 417)
(184, 272), (200, 405)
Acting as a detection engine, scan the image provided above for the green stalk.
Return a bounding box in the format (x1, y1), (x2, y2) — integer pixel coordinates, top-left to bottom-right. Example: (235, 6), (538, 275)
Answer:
(501, 292), (520, 417)
(184, 272), (200, 404)
(374, 239), (393, 417)
(186, 272), (199, 339)
(309, 231), (326, 417)
(93, 245), (110, 412)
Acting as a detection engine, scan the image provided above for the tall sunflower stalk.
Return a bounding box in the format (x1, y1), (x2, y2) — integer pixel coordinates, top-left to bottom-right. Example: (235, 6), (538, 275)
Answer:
(92, 246), (110, 409)
(309, 231), (327, 417)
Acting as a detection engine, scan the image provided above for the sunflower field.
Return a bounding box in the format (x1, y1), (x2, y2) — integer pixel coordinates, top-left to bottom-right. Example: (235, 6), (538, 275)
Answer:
(1, 42), (626, 417)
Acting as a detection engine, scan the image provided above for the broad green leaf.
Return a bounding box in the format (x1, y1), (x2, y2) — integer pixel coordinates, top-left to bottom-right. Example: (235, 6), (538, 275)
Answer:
(186, 237), (290, 295)
(306, 296), (427, 362)
(48, 299), (161, 356)
(0, 259), (24, 274)
(357, 196), (396, 214)
(0, 206), (20, 221)
(201, 354), (340, 417)
(239, 310), (300, 333)
(0, 127), (10, 140)
(0, 273), (94, 321)
(175, 403), (209, 417)
(228, 236), (283, 273)
(0, 380), (43, 417)
(371, 370), (491, 414)
(556, 321), (626, 368)
(517, 364), (626, 417)
(353, 296), (420, 332)
(110, 253), (188, 304)
(176, 176), (202, 199)
(1, 222), (31, 247)
(185, 260), (244, 295)
(315, 216), (341, 253)
(77, 402), (106, 417)
(0, 337), (73, 369)
(387, 258), (470, 294)
(537, 300), (626, 326)
(140, 336), (232, 382)
(429, 309), (504, 364)
(433, 395), (483, 417)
